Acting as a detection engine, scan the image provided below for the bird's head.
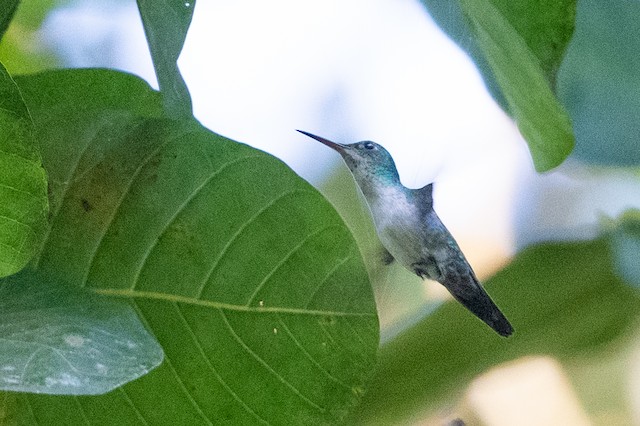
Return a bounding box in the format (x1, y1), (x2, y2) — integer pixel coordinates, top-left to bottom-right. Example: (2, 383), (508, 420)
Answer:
(297, 130), (400, 186)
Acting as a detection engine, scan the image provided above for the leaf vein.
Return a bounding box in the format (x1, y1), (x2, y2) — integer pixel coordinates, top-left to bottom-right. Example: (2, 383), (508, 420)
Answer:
(0, 214), (38, 239)
(344, 317), (368, 349)
(276, 314), (351, 390)
(219, 310), (326, 413)
(319, 322), (365, 369)
(22, 395), (40, 426)
(173, 303), (270, 425)
(162, 354), (213, 425)
(303, 255), (352, 310)
(130, 154), (264, 290)
(97, 288), (374, 317)
(81, 135), (172, 287)
(244, 225), (339, 307)
(197, 188), (315, 299)
(72, 396), (91, 425)
(118, 385), (149, 425)
(0, 181), (42, 199)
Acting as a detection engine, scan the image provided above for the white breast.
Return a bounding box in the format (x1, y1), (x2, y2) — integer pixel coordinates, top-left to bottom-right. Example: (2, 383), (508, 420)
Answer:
(367, 187), (422, 268)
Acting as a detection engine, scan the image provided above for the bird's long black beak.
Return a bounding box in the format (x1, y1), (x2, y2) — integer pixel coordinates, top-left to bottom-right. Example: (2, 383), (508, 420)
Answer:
(296, 130), (346, 152)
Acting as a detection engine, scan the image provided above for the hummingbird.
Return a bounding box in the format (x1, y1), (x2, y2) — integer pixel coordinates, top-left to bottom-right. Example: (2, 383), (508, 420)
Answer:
(298, 130), (513, 337)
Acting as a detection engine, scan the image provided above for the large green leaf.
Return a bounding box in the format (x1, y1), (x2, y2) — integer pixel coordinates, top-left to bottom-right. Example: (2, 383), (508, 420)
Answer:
(0, 270), (163, 395)
(136, 0), (194, 118)
(557, 0), (640, 165)
(457, 0), (575, 172)
(350, 237), (640, 424)
(12, 69), (377, 424)
(0, 62), (48, 277)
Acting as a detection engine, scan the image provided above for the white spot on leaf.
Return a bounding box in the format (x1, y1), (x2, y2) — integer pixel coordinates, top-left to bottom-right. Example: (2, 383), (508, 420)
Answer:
(45, 373), (81, 388)
(3, 376), (19, 384)
(64, 334), (86, 347)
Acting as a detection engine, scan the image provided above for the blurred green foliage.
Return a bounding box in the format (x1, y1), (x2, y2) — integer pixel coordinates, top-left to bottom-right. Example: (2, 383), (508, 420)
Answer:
(483, 0), (576, 87)
(351, 236), (640, 424)
(0, 0), (59, 74)
(608, 209), (640, 288)
(420, 0), (576, 171)
(558, 0), (640, 166)
(0, 1), (19, 38)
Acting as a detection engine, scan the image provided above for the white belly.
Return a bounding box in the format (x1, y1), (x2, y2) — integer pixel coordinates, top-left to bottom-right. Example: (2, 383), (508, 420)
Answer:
(368, 189), (423, 269)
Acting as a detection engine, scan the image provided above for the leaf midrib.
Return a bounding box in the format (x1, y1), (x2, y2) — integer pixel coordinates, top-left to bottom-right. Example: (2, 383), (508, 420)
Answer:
(96, 288), (375, 317)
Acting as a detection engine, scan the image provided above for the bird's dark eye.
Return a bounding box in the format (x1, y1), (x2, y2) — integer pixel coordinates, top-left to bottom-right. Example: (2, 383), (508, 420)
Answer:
(363, 142), (375, 150)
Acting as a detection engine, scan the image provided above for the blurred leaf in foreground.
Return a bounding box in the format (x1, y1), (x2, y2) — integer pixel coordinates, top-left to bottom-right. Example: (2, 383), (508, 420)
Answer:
(476, 0), (576, 87)
(13, 69), (377, 424)
(421, 0), (575, 108)
(457, 0), (575, 172)
(351, 236), (640, 424)
(0, 62), (48, 277)
(0, 270), (163, 395)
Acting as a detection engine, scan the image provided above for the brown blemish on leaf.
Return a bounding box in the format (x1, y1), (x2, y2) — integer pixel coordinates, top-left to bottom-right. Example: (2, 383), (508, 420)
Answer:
(81, 198), (92, 212)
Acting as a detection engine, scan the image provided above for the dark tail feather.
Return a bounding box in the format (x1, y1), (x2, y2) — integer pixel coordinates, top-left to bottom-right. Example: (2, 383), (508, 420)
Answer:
(442, 272), (513, 337)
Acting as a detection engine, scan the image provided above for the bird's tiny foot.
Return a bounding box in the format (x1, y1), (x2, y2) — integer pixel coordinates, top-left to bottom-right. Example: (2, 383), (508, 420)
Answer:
(412, 258), (442, 281)
(380, 247), (395, 265)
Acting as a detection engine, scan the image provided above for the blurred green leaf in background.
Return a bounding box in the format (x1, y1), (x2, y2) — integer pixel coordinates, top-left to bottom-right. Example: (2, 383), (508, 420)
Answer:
(0, 0), (20, 39)
(0, 62), (48, 277)
(608, 209), (640, 288)
(557, 0), (640, 166)
(420, 0), (576, 172)
(0, 0), (59, 74)
(351, 234), (640, 424)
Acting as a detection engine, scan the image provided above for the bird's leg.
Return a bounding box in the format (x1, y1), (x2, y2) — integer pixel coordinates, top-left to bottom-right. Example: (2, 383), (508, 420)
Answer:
(412, 257), (442, 281)
(380, 247), (395, 265)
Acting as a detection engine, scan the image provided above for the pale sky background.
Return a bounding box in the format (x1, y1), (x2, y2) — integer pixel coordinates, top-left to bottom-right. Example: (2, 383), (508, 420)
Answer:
(40, 0), (640, 276)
